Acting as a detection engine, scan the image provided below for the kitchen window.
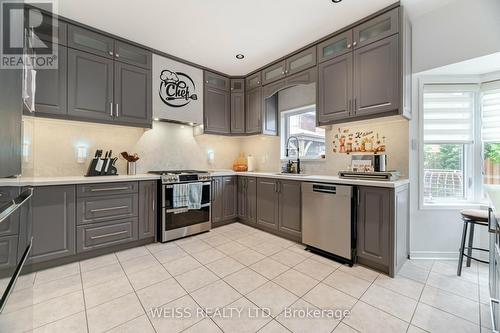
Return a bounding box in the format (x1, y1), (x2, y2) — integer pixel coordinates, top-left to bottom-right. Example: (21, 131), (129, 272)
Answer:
(420, 80), (500, 207)
(280, 105), (325, 160)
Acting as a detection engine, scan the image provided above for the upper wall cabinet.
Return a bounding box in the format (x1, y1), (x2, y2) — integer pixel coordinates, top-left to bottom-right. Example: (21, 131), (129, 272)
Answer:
(68, 25), (114, 59)
(114, 41), (152, 69)
(205, 71), (230, 91)
(318, 30), (353, 63)
(230, 79), (245, 134)
(34, 15), (67, 46)
(204, 71), (231, 134)
(262, 46), (317, 85)
(246, 72), (262, 90)
(353, 7), (399, 49)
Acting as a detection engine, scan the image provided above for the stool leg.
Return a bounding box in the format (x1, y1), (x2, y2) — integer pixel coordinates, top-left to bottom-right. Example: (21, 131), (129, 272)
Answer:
(457, 221), (468, 276)
(466, 223), (475, 267)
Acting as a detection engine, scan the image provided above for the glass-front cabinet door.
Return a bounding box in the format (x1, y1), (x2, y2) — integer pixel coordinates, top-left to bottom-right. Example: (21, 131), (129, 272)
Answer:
(262, 61), (286, 85)
(317, 30), (353, 63)
(68, 25), (114, 59)
(246, 72), (262, 90)
(114, 41), (151, 69)
(205, 71), (230, 91)
(353, 7), (399, 49)
(286, 46), (316, 76)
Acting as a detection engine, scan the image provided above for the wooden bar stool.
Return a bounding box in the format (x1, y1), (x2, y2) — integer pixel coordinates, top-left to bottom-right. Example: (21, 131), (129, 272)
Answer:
(457, 209), (489, 276)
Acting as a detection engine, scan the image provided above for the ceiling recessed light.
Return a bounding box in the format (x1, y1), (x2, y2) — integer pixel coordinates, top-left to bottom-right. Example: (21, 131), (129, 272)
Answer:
(236, 54), (245, 60)
(332, 0), (342, 3)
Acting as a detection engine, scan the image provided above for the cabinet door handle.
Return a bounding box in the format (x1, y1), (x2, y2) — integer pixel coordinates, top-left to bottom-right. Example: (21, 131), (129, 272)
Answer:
(354, 98), (357, 112)
(115, 53), (120, 58)
(108, 51), (113, 56)
(91, 230), (128, 240)
(152, 199), (155, 212)
(90, 205), (128, 213)
(109, 103), (113, 117)
(115, 104), (119, 117)
(347, 43), (352, 49)
(90, 187), (129, 192)
(353, 41), (357, 47)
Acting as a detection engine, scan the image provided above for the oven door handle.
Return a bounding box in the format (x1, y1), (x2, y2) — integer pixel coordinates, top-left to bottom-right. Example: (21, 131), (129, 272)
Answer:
(165, 182), (212, 189)
(166, 203), (211, 214)
(0, 188), (33, 224)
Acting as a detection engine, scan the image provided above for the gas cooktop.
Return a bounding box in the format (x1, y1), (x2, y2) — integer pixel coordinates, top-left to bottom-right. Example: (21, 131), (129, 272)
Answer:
(149, 170), (209, 175)
(148, 170), (211, 183)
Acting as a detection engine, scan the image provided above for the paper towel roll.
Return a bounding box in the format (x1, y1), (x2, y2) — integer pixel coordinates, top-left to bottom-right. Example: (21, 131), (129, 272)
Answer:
(247, 155), (255, 172)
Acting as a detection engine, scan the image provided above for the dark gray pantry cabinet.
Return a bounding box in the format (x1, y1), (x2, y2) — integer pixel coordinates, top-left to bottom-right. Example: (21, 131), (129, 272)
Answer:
(26, 181), (156, 266)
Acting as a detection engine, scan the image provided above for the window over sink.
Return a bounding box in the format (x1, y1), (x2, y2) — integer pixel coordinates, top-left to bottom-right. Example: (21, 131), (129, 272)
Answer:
(280, 105), (326, 160)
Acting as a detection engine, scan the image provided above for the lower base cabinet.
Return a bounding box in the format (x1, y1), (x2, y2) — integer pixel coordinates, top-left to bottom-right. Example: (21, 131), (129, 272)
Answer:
(77, 218), (138, 253)
(212, 176), (237, 227)
(238, 177), (257, 225)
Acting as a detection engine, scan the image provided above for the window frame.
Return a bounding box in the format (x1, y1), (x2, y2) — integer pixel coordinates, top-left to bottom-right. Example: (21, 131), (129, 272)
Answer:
(279, 104), (326, 161)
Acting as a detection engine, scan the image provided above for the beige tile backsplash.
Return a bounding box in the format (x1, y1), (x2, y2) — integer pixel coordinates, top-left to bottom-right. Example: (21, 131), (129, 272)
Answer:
(22, 116), (408, 178)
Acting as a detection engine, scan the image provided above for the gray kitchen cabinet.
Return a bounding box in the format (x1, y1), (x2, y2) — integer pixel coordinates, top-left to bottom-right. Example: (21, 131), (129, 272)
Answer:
(231, 92), (245, 134)
(357, 184), (409, 276)
(139, 180), (157, 240)
(285, 67), (317, 87)
(353, 7), (399, 49)
(245, 87), (262, 134)
(77, 218), (138, 253)
(0, 235), (18, 269)
(286, 46), (316, 76)
(278, 180), (301, 239)
(0, 187), (20, 237)
(262, 94), (278, 136)
(77, 182), (138, 197)
(30, 45), (67, 117)
(77, 193), (138, 225)
(29, 185), (76, 264)
(114, 61), (152, 127)
(67, 48), (114, 121)
(230, 79), (245, 93)
(114, 41), (152, 69)
(353, 34), (399, 117)
(68, 24), (114, 59)
(36, 16), (67, 46)
(318, 52), (352, 124)
(256, 178), (279, 230)
(238, 177), (257, 225)
(222, 176), (237, 221)
(246, 72), (262, 90)
(262, 61), (286, 85)
(211, 177), (223, 227)
(317, 30), (353, 63)
(204, 86), (231, 134)
(205, 71), (230, 91)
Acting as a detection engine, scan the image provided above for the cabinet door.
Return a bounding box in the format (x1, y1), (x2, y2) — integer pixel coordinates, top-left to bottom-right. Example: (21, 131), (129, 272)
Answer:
(222, 176), (237, 220)
(0, 235), (18, 269)
(286, 47), (316, 76)
(237, 177), (247, 220)
(230, 79), (245, 93)
(245, 87), (262, 134)
(257, 178), (278, 230)
(114, 62), (152, 127)
(353, 7), (399, 49)
(231, 92), (245, 134)
(68, 25), (114, 58)
(263, 94), (278, 136)
(317, 30), (353, 63)
(114, 41), (152, 69)
(139, 181), (157, 239)
(318, 53), (353, 125)
(67, 49), (114, 121)
(204, 87), (231, 134)
(205, 71), (230, 91)
(77, 218), (138, 253)
(35, 17), (67, 46)
(33, 45), (67, 116)
(211, 177), (223, 226)
(262, 61), (286, 85)
(285, 67), (317, 87)
(0, 187), (20, 237)
(357, 186), (390, 270)
(30, 185), (76, 264)
(353, 34), (399, 117)
(246, 72), (262, 90)
(278, 180), (301, 239)
(246, 177), (257, 224)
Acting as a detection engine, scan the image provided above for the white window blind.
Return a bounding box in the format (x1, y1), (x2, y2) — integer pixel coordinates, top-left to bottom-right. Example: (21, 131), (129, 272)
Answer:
(423, 85), (475, 143)
(481, 81), (500, 142)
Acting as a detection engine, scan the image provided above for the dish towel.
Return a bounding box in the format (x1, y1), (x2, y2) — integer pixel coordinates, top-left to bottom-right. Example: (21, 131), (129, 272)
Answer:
(188, 182), (203, 210)
(173, 183), (190, 208)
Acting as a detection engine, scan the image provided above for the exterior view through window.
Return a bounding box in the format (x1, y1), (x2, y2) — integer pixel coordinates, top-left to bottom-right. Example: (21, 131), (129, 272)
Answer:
(482, 86), (500, 185)
(280, 105), (325, 159)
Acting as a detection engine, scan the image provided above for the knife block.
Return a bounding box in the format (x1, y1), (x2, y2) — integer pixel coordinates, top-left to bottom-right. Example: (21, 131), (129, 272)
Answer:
(85, 157), (118, 177)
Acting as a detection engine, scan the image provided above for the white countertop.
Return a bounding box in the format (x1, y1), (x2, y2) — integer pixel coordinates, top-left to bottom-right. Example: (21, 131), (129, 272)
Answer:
(209, 170), (409, 188)
(0, 171), (409, 188)
(486, 185), (500, 219)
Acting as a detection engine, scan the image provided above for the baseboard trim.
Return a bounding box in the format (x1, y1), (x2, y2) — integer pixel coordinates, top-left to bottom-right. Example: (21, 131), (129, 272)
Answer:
(409, 251), (459, 260)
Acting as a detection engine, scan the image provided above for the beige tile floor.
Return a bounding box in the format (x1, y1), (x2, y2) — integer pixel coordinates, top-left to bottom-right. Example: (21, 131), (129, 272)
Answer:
(0, 222), (491, 333)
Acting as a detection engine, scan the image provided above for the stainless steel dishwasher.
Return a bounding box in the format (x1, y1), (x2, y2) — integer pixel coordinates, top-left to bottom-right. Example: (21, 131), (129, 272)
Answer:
(302, 183), (354, 265)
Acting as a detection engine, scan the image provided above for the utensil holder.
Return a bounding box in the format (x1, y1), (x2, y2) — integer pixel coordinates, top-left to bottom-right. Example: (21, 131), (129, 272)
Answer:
(127, 162), (136, 175)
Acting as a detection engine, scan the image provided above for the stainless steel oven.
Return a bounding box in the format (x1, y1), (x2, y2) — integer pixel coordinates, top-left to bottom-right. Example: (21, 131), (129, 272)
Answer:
(149, 170), (212, 242)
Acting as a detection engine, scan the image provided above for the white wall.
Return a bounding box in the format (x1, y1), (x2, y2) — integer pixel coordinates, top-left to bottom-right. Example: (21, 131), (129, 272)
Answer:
(408, 0), (500, 259)
(412, 0), (500, 73)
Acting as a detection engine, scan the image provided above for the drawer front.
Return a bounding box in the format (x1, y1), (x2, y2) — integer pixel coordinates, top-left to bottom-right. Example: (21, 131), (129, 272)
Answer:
(77, 182), (138, 197)
(77, 194), (138, 224)
(77, 218), (138, 253)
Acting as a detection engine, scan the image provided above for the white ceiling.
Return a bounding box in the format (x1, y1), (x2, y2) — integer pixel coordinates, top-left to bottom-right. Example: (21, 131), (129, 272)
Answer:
(57, 0), (400, 75)
(418, 52), (500, 76)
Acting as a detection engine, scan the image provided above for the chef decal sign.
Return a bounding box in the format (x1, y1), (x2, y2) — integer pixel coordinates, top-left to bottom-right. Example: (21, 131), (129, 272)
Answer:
(152, 54), (203, 124)
(159, 70), (198, 108)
